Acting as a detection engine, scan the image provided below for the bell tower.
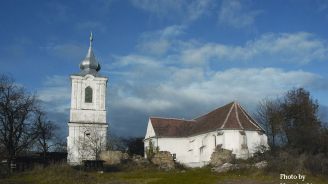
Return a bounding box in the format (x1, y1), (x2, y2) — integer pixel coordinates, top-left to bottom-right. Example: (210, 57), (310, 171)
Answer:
(67, 33), (108, 165)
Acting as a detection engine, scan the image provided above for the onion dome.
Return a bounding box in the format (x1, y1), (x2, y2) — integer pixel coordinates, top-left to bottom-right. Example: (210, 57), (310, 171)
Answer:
(79, 32), (101, 76)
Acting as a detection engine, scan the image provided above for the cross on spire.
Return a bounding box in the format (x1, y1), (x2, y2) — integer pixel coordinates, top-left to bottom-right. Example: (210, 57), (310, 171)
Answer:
(89, 32), (93, 47)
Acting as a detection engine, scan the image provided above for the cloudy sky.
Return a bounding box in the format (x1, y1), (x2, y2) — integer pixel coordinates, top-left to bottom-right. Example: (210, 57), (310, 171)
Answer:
(1, 0), (328, 138)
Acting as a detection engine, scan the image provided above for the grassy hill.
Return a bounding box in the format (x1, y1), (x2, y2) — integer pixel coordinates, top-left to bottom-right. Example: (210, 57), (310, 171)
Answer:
(1, 164), (328, 184)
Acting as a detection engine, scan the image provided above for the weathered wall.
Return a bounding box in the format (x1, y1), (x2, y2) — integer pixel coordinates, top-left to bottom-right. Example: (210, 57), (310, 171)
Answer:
(144, 119), (156, 139)
(144, 121), (269, 167)
(100, 151), (129, 165)
(245, 131), (269, 155)
(67, 123), (108, 164)
(70, 75), (107, 123)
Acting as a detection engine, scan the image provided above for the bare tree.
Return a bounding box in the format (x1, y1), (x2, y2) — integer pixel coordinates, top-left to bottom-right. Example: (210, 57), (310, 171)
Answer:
(255, 98), (284, 150)
(256, 88), (322, 153)
(106, 133), (127, 151)
(33, 110), (58, 162)
(52, 137), (67, 152)
(0, 75), (37, 167)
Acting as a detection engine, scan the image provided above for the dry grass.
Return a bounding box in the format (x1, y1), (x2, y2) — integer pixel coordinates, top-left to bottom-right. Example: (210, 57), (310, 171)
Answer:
(0, 164), (327, 184)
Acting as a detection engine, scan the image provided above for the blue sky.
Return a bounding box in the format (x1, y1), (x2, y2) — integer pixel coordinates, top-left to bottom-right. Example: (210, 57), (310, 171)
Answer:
(1, 0), (328, 138)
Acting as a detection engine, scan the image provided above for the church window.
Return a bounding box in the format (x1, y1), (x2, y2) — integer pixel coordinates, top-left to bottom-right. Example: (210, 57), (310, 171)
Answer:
(85, 86), (93, 103)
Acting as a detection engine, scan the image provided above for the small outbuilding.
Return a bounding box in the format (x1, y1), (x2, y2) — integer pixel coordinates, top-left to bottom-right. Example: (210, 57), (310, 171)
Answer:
(144, 101), (268, 167)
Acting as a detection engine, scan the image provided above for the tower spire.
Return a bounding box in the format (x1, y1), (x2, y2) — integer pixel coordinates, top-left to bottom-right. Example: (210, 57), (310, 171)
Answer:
(79, 32), (101, 76)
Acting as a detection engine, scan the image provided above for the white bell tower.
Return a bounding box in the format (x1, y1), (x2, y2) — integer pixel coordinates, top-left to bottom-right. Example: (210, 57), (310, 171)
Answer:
(67, 33), (108, 165)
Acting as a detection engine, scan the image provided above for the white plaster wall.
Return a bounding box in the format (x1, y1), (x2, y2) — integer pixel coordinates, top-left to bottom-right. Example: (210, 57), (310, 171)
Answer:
(144, 129), (269, 167)
(143, 119), (269, 167)
(219, 130), (269, 159)
(187, 132), (218, 165)
(157, 138), (189, 163)
(221, 130), (242, 156)
(145, 120), (156, 139)
(70, 75), (107, 111)
(70, 109), (106, 123)
(145, 131), (219, 167)
(245, 131), (269, 155)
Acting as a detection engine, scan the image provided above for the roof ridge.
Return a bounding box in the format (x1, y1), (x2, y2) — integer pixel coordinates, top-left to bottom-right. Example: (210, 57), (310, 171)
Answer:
(235, 102), (244, 130)
(238, 103), (263, 131)
(150, 116), (195, 122)
(220, 102), (235, 129)
(193, 101), (234, 120)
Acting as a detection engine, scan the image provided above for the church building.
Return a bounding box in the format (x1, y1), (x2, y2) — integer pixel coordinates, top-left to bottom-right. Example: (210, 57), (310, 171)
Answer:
(67, 33), (108, 165)
(144, 102), (268, 167)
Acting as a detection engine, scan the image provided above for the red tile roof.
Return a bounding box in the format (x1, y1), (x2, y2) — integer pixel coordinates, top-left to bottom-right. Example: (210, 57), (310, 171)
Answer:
(150, 102), (264, 137)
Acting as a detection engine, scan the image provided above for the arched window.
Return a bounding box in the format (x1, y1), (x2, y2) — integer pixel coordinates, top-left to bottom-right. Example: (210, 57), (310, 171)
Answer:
(85, 86), (93, 103)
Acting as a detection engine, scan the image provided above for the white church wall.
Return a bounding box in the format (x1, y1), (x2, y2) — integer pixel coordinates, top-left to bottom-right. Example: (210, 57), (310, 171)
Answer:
(68, 75), (108, 165)
(68, 123), (108, 165)
(144, 121), (268, 167)
(145, 120), (156, 139)
(222, 130), (242, 157)
(156, 138), (189, 163)
(245, 131), (269, 155)
(70, 109), (106, 123)
(145, 131), (220, 167)
(187, 132), (217, 165)
(70, 75), (107, 112)
(69, 75), (107, 137)
(144, 121), (157, 158)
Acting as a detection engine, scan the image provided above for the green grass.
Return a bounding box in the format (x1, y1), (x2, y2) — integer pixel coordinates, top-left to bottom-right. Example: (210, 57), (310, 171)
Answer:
(1, 164), (327, 184)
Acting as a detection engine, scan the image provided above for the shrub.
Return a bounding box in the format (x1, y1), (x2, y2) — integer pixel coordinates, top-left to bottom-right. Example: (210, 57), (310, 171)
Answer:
(264, 148), (328, 175)
(145, 141), (159, 160)
(304, 153), (328, 175)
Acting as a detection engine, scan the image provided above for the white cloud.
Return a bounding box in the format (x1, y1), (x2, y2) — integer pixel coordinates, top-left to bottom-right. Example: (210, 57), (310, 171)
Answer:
(130, 0), (214, 22)
(137, 25), (185, 55)
(106, 29), (328, 119)
(37, 52), (327, 136)
(109, 53), (325, 117)
(218, 0), (262, 28)
(180, 32), (328, 65)
(38, 75), (70, 113)
(134, 26), (328, 66)
(39, 26), (328, 136)
(159, 25), (186, 38)
(137, 39), (171, 55)
(117, 96), (174, 112)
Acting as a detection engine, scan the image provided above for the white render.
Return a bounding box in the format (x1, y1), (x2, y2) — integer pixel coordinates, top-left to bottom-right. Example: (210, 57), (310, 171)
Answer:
(145, 121), (268, 167)
(69, 75), (107, 124)
(67, 34), (108, 165)
(144, 102), (269, 168)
